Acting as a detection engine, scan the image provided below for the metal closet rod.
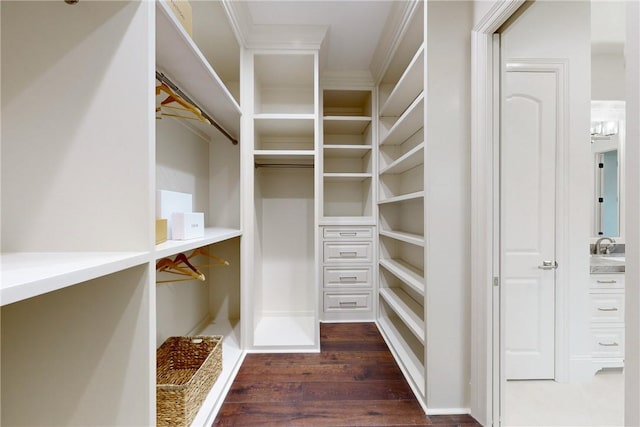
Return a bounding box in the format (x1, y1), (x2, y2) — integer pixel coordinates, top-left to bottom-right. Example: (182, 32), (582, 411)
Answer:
(156, 71), (238, 145)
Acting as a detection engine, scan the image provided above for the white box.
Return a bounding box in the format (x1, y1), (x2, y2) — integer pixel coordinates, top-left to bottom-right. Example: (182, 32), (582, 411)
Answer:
(171, 212), (204, 240)
(157, 190), (193, 239)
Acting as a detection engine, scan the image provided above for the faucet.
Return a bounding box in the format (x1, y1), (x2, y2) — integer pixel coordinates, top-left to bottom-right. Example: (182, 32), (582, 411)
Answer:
(595, 237), (616, 255)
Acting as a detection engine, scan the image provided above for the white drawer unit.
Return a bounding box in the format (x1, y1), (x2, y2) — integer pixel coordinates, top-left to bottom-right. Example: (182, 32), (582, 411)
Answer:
(323, 242), (372, 263)
(590, 293), (625, 323)
(323, 227), (373, 240)
(591, 327), (625, 359)
(324, 266), (372, 287)
(324, 292), (372, 311)
(321, 226), (375, 321)
(590, 273), (625, 290)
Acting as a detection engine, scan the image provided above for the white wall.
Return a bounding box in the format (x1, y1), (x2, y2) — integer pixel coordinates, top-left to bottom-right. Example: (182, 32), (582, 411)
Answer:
(425, 0), (472, 411)
(592, 50), (626, 100)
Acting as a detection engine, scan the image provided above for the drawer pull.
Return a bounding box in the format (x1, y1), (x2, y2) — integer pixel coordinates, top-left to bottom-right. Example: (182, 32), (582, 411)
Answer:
(339, 251), (358, 257)
(339, 301), (358, 306)
(339, 232), (357, 236)
(597, 307), (619, 312)
(598, 342), (619, 347)
(596, 280), (617, 284)
(339, 276), (358, 282)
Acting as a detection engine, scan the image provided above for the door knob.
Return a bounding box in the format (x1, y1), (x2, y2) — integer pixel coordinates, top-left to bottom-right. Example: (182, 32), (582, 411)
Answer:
(538, 260), (558, 270)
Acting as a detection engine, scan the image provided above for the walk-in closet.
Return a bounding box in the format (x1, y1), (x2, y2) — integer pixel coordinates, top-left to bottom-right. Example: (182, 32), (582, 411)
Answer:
(1, 0), (473, 424)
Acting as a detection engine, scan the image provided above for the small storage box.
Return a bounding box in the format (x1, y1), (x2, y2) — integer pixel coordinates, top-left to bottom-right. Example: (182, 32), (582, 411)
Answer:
(156, 335), (223, 427)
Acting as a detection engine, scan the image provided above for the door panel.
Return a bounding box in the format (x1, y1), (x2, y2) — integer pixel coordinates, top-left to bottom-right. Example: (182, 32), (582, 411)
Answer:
(502, 69), (557, 380)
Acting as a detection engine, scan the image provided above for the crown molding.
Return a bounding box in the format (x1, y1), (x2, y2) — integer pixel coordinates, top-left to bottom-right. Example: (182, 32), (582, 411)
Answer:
(369, 0), (421, 84)
(222, 0), (327, 51)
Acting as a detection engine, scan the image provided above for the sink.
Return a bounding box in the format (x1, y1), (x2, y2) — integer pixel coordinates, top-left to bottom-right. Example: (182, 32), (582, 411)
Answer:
(590, 254), (625, 273)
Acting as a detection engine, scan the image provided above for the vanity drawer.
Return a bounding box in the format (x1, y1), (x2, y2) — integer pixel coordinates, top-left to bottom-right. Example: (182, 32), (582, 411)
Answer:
(324, 266), (372, 287)
(590, 293), (625, 323)
(323, 242), (372, 263)
(590, 274), (625, 290)
(591, 327), (625, 358)
(323, 227), (373, 240)
(324, 292), (372, 311)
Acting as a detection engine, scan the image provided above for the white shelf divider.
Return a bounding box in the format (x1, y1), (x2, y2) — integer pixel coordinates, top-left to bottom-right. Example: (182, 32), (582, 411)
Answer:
(154, 227), (242, 260)
(380, 45), (425, 117)
(254, 150), (315, 165)
(156, 0), (240, 140)
(379, 287), (425, 344)
(379, 229), (425, 247)
(379, 258), (425, 296)
(0, 251), (150, 306)
(378, 191), (425, 205)
(323, 145), (372, 158)
(379, 93), (424, 146)
(380, 143), (425, 175)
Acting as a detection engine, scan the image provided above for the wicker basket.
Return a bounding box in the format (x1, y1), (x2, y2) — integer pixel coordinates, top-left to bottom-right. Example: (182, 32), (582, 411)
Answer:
(156, 335), (223, 427)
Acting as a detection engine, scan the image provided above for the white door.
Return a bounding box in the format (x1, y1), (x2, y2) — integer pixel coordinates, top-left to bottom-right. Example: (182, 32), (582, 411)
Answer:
(502, 68), (557, 380)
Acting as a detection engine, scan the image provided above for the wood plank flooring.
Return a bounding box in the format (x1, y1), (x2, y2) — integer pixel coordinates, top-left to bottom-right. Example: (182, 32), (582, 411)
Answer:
(213, 322), (482, 426)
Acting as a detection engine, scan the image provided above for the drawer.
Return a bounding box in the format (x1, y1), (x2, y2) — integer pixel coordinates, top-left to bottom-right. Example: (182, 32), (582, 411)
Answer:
(591, 328), (625, 358)
(324, 242), (372, 263)
(324, 292), (372, 311)
(590, 274), (625, 290)
(324, 266), (372, 287)
(323, 227), (373, 240)
(590, 293), (625, 323)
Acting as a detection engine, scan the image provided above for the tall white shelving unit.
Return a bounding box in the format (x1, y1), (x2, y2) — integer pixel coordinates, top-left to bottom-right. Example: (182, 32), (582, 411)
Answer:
(242, 51), (320, 351)
(375, 0), (428, 407)
(1, 1), (244, 425)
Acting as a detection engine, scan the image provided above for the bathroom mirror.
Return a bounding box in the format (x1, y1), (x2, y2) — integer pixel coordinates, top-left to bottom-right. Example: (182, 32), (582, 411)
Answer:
(591, 101), (625, 241)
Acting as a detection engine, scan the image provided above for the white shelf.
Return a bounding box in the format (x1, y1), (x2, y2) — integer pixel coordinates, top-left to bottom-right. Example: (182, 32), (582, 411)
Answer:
(380, 45), (424, 117)
(253, 316), (317, 349)
(379, 229), (425, 247)
(1, 251), (150, 306)
(254, 150), (315, 165)
(380, 143), (425, 175)
(378, 191), (424, 205)
(379, 287), (425, 344)
(319, 217), (377, 226)
(155, 227), (242, 259)
(377, 316), (425, 396)
(190, 319), (245, 427)
(379, 93), (424, 146)
(323, 116), (371, 135)
(379, 258), (425, 297)
(324, 173), (372, 182)
(156, 0), (240, 141)
(324, 145), (372, 158)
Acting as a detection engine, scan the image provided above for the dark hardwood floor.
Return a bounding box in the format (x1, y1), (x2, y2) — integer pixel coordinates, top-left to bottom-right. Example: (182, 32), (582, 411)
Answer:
(213, 322), (482, 426)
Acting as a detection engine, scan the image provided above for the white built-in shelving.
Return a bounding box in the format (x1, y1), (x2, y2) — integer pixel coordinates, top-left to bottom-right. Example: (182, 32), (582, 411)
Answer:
(154, 227), (242, 260)
(375, 0), (427, 409)
(245, 50), (319, 351)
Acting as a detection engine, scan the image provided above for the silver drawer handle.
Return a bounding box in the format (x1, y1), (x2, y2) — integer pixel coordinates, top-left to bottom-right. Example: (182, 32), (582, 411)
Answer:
(538, 260), (558, 270)
(339, 301), (358, 306)
(597, 307), (619, 312)
(339, 276), (358, 281)
(339, 232), (357, 236)
(598, 342), (619, 347)
(597, 280), (617, 284)
(339, 251), (357, 257)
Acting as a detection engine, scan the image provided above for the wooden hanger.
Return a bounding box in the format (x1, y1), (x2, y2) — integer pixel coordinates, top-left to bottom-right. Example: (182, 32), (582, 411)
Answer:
(156, 256), (205, 284)
(188, 247), (230, 268)
(156, 83), (211, 125)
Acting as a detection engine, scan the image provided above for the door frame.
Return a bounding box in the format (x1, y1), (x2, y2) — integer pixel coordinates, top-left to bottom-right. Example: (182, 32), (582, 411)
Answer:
(470, 1), (640, 426)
